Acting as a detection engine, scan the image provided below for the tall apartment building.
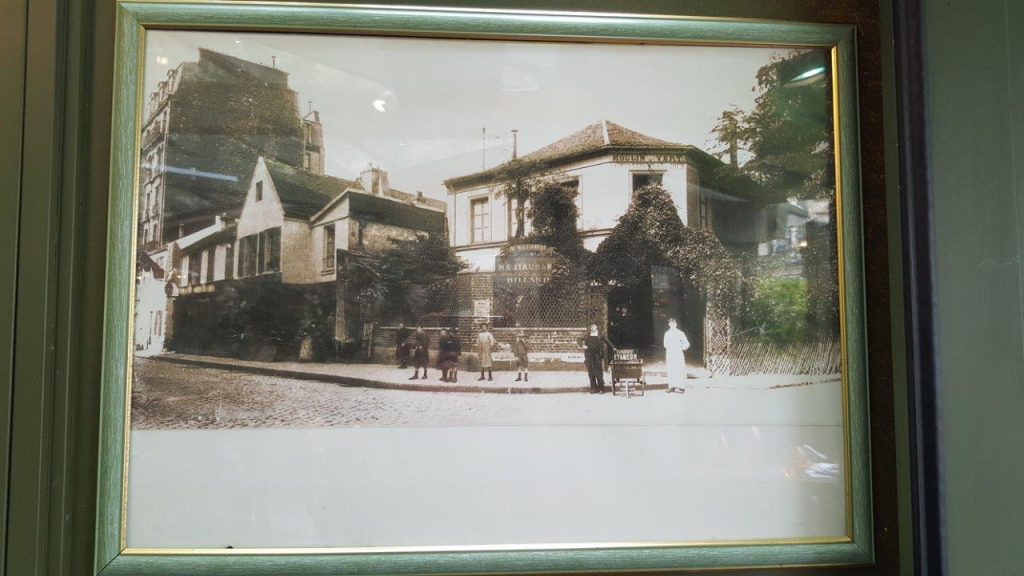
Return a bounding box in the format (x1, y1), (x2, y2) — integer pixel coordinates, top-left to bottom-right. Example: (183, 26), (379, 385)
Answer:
(137, 48), (324, 250)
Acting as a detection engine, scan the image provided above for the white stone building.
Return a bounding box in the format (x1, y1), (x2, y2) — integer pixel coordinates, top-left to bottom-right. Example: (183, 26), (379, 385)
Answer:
(133, 249), (171, 357)
(443, 120), (719, 272)
(442, 120), (769, 359)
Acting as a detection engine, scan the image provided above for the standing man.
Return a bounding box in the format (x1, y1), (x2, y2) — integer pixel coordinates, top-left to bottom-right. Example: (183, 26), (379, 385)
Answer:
(514, 331), (530, 382)
(409, 326), (430, 380)
(476, 323), (496, 381)
(395, 322), (412, 369)
(581, 323), (614, 393)
(663, 318), (690, 394)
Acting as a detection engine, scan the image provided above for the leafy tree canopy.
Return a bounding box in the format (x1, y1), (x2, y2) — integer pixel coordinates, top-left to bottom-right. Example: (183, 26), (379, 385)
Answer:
(526, 179), (589, 269)
(362, 234), (466, 322)
(746, 277), (809, 345)
(593, 184), (740, 310)
(493, 157), (548, 239)
(712, 50), (834, 201)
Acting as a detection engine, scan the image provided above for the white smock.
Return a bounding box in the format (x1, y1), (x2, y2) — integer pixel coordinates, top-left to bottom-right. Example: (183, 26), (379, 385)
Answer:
(663, 327), (690, 388)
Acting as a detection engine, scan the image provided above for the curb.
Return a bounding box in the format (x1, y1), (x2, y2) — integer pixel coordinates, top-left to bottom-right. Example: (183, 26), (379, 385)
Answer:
(149, 355), (664, 395)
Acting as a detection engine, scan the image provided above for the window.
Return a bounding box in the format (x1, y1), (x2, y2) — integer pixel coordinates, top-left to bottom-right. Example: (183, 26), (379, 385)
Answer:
(187, 253), (201, 286)
(239, 227), (282, 277)
(154, 311), (163, 336)
(631, 172), (664, 193)
(224, 243), (234, 279)
(255, 181), (263, 202)
(698, 189), (711, 229)
(470, 197), (490, 243)
(239, 235), (258, 277)
(205, 249), (215, 283)
(323, 224), (335, 270)
(262, 227), (280, 273)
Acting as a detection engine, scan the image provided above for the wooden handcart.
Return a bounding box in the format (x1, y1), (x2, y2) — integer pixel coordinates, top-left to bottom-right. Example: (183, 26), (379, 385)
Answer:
(610, 349), (645, 398)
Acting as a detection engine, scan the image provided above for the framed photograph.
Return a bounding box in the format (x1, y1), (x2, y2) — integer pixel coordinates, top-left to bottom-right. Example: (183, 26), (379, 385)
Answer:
(98, 2), (871, 574)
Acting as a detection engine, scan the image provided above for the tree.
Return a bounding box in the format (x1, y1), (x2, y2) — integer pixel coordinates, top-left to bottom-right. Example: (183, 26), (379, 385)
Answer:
(493, 158), (547, 239)
(369, 234), (466, 322)
(747, 277), (809, 345)
(709, 50), (840, 342)
(710, 105), (747, 168)
(712, 50), (833, 201)
(527, 179), (588, 269)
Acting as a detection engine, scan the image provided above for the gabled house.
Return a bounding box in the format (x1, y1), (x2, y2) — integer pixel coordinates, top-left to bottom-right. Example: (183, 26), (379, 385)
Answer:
(166, 157), (447, 360)
(235, 157), (447, 285)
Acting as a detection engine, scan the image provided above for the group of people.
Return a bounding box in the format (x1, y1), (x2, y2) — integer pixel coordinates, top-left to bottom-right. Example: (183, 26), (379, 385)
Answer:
(580, 319), (691, 394)
(393, 318), (690, 393)
(394, 323), (531, 383)
(394, 324), (463, 382)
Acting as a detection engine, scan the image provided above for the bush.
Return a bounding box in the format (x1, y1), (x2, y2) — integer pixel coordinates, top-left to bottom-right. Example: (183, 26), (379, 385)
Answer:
(747, 277), (808, 345)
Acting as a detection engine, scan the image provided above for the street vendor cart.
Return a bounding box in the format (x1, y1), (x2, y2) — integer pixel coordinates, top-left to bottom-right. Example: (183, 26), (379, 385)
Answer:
(610, 349), (645, 397)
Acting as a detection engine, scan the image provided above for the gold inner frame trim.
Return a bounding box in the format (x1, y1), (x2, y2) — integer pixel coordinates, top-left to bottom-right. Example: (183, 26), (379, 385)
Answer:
(117, 5), (857, 556)
(122, 536), (854, 556)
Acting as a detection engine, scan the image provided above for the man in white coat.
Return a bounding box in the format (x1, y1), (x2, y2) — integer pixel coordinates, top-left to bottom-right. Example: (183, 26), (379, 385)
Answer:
(663, 318), (690, 394)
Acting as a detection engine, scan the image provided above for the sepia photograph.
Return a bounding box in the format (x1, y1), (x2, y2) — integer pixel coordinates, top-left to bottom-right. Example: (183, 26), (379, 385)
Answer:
(126, 29), (848, 550)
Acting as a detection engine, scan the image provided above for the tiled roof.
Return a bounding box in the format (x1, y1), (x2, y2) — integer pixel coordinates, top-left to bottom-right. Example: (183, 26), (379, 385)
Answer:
(348, 193), (446, 237)
(519, 120), (687, 164)
(445, 120), (703, 188)
(265, 159), (361, 218)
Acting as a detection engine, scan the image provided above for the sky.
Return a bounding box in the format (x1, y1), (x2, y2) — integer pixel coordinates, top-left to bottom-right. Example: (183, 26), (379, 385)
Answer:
(144, 31), (818, 199)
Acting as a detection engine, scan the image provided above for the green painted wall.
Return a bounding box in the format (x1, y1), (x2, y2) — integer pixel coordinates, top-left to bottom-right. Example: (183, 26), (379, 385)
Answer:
(926, 0), (1024, 573)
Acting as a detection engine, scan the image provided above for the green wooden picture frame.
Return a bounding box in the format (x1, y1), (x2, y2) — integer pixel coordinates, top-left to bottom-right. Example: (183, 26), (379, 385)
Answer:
(96, 2), (870, 574)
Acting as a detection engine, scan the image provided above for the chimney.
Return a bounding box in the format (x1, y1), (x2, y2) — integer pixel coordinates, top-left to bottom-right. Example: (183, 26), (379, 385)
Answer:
(359, 164), (390, 196)
(511, 129), (519, 160)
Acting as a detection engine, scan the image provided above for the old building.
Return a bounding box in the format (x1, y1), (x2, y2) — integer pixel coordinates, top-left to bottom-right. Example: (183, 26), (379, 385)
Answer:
(444, 120), (728, 270)
(137, 48), (324, 250)
(443, 120), (767, 362)
(168, 157), (447, 359)
(133, 249), (171, 357)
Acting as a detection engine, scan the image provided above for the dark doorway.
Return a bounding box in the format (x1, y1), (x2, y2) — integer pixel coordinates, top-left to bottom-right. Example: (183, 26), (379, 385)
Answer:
(651, 266), (704, 366)
(606, 267), (704, 365)
(607, 277), (654, 357)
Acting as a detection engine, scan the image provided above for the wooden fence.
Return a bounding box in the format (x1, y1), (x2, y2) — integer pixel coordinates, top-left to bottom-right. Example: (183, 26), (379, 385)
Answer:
(725, 337), (841, 376)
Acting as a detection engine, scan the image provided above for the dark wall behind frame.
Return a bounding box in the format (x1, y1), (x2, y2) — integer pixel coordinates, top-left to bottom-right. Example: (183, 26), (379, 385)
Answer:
(2, 1), (904, 575)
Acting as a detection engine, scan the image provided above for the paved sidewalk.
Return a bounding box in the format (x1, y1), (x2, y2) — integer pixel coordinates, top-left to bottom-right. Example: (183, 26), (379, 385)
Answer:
(148, 353), (840, 394)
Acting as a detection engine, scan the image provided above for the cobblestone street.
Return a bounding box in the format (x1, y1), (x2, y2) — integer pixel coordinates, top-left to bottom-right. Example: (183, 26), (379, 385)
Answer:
(131, 357), (842, 429)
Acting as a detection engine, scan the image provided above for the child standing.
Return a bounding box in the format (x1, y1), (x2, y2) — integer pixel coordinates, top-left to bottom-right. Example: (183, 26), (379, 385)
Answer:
(514, 331), (530, 382)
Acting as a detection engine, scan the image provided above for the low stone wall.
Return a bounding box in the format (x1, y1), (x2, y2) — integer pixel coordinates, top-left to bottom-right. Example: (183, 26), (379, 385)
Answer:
(371, 326), (590, 370)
